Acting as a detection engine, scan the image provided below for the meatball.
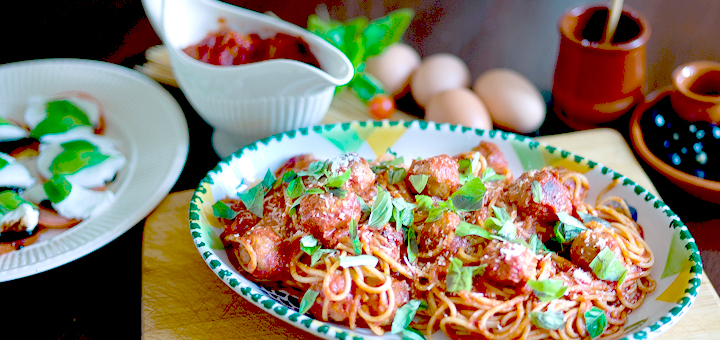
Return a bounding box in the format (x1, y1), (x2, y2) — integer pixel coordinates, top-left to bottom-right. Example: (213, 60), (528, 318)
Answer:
(359, 223), (403, 260)
(298, 191), (361, 247)
(407, 154), (459, 199)
(570, 227), (623, 271)
(219, 199), (260, 237)
(480, 239), (538, 287)
(417, 211), (465, 257)
(227, 225), (286, 281)
(473, 141), (511, 178)
(504, 169), (573, 223)
(326, 152), (376, 196)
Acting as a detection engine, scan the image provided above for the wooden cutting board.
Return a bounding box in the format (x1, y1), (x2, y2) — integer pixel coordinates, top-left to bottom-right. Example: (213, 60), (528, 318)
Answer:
(141, 128), (720, 340)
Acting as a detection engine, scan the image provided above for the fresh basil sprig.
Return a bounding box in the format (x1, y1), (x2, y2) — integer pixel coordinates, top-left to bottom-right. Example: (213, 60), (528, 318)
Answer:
(368, 186), (393, 227)
(390, 299), (425, 334)
(212, 201), (240, 220)
(299, 289), (319, 314)
(454, 221), (491, 239)
(480, 167), (505, 183)
(450, 177), (486, 212)
(408, 174), (429, 193)
(552, 212), (587, 244)
(484, 205), (516, 240)
(446, 257), (486, 292)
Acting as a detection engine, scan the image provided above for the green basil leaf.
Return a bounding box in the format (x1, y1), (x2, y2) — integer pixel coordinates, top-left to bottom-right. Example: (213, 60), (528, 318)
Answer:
(300, 235), (321, 255)
(338, 254), (379, 268)
(356, 195), (371, 213)
(481, 167), (505, 183)
(286, 177), (306, 199)
(281, 170), (297, 183)
(388, 168), (407, 184)
(299, 289), (319, 314)
(530, 310), (565, 330)
(239, 184), (265, 218)
(401, 328), (426, 340)
(311, 249), (336, 266)
(531, 180), (542, 204)
(31, 100), (92, 138)
(50, 140), (110, 175)
(589, 248), (628, 283)
(349, 219), (362, 255)
(406, 226), (418, 263)
(0, 191), (35, 215)
(414, 195), (433, 211)
(368, 187), (392, 227)
(584, 307), (608, 338)
(578, 211), (612, 228)
(485, 205), (516, 240)
(553, 212), (587, 244)
(261, 170), (276, 189)
(43, 174), (73, 203)
(325, 169), (351, 188)
(528, 279), (568, 302)
(527, 233), (546, 255)
(350, 72), (385, 103)
(391, 299), (423, 334)
(361, 8), (414, 58)
(408, 174), (429, 193)
(454, 221), (491, 239)
(446, 257), (485, 292)
(450, 177), (486, 211)
(212, 201), (240, 220)
(329, 188), (347, 198)
(305, 187), (325, 196)
(297, 161), (326, 179)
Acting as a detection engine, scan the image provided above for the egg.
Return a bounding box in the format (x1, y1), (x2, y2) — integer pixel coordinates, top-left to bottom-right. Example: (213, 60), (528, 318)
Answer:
(364, 43), (421, 96)
(411, 53), (471, 107)
(424, 88), (493, 130)
(472, 68), (546, 134)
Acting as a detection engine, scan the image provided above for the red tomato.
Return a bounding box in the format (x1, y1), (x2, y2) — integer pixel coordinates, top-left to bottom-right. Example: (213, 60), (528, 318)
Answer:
(368, 94), (395, 120)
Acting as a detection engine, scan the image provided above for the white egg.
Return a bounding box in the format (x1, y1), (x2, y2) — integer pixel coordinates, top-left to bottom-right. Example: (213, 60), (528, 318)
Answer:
(424, 88), (493, 130)
(36, 128), (126, 188)
(364, 43), (421, 96)
(0, 152), (36, 189)
(411, 53), (471, 107)
(472, 68), (546, 134)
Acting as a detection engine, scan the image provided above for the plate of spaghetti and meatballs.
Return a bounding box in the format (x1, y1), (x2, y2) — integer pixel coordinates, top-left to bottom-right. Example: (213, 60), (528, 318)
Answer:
(189, 120), (700, 340)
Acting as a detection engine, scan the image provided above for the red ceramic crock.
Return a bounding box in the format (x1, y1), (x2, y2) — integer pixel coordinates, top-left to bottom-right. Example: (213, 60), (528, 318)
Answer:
(670, 61), (720, 124)
(553, 4), (651, 129)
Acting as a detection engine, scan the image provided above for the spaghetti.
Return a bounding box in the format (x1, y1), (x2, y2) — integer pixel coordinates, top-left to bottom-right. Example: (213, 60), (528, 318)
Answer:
(214, 141), (655, 340)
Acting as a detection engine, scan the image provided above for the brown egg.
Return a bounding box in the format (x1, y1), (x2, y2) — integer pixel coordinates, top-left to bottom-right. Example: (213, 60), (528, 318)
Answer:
(411, 53), (471, 107)
(473, 68), (546, 134)
(364, 43), (421, 96)
(424, 88), (493, 130)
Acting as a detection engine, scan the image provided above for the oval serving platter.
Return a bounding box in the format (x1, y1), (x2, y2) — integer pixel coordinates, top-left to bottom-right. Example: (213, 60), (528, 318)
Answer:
(189, 120), (701, 340)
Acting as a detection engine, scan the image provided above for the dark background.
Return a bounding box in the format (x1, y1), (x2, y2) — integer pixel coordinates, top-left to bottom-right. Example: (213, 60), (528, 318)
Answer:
(2, 1), (720, 339)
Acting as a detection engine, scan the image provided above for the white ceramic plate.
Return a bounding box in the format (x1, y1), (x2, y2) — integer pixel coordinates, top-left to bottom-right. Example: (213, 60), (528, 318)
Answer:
(0, 59), (189, 281)
(189, 120), (701, 340)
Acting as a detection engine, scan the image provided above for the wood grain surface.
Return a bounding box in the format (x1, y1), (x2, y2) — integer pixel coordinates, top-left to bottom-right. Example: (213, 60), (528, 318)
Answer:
(141, 127), (720, 340)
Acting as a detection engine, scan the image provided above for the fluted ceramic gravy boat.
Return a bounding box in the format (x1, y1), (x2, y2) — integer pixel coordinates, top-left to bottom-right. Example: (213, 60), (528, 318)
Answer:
(142, 0), (353, 157)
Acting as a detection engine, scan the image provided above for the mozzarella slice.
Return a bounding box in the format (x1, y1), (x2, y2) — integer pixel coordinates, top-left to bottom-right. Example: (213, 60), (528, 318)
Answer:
(0, 116), (29, 142)
(51, 184), (115, 220)
(0, 192), (39, 234)
(0, 152), (36, 189)
(24, 93), (102, 138)
(36, 128), (126, 188)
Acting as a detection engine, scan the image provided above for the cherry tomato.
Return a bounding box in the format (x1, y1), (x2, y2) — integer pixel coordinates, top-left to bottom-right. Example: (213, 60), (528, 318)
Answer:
(368, 94), (395, 120)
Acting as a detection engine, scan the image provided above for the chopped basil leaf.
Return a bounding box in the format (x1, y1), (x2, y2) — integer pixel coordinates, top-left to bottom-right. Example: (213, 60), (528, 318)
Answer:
(300, 235), (321, 255)
(299, 289), (319, 314)
(261, 169), (276, 189)
(458, 152), (480, 184)
(528, 279), (568, 302)
(408, 174), (429, 193)
(578, 211), (612, 228)
(305, 187), (325, 196)
(349, 219), (362, 255)
(485, 205), (516, 240)
(388, 168), (407, 184)
(311, 249), (336, 266)
(368, 186), (392, 227)
(391, 197), (416, 229)
(531, 180), (542, 203)
(481, 167), (505, 183)
(530, 310), (565, 330)
(212, 201), (240, 220)
(297, 161), (326, 179)
(401, 328), (426, 340)
(0, 191), (35, 215)
(414, 195), (433, 211)
(329, 188), (347, 198)
(553, 212), (587, 244)
(589, 248), (628, 283)
(356, 195), (371, 213)
(31, 100), (92, 138)
(239, 184), (265, 218)
(450, 177), (486, 211)
(43, 174), (73, 203)
(584, 307), (608, 338)
(325, 169), (351, 188)
(527, 233), (546, 254)
(454, 221), (491, 239)
(406, 226), (418, 263)
(338, 254), (379, 268)
(446, 257), (486, 292)
(286, 177), (306, 199)
(281, 170), (297, 183)
(391, 299), (423, 334)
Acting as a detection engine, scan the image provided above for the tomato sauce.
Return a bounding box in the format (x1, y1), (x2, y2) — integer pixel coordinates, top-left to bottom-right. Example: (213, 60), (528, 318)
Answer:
(183, 22), (321, 68)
